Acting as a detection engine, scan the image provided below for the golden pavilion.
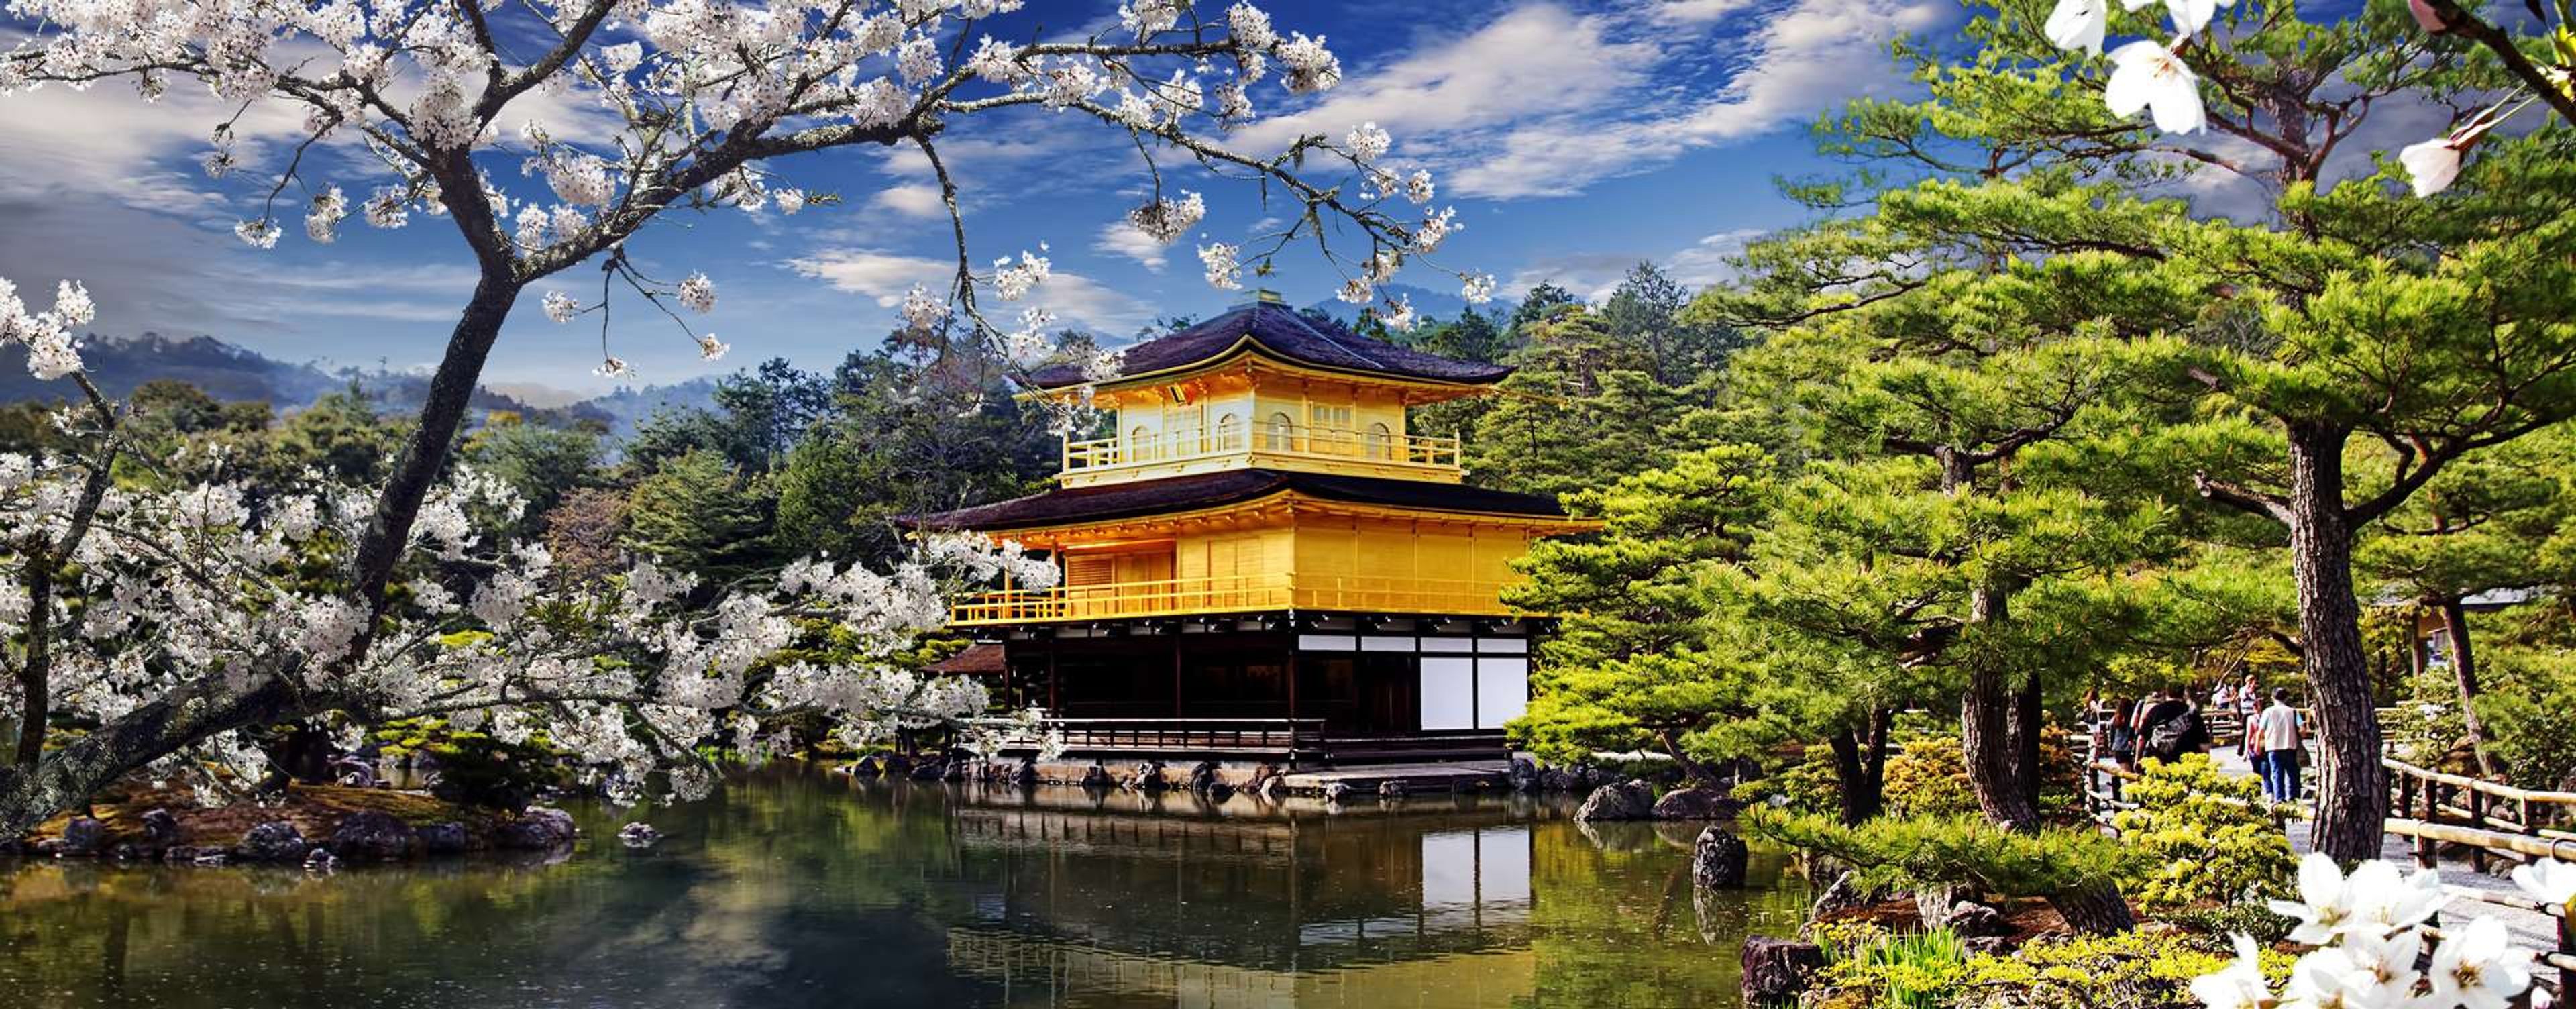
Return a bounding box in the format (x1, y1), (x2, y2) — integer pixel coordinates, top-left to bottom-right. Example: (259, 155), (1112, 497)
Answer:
(913, 293), (1592, 763)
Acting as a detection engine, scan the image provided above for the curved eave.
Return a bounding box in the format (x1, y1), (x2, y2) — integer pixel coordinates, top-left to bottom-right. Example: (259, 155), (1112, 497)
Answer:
(922, 490), (1597, 543)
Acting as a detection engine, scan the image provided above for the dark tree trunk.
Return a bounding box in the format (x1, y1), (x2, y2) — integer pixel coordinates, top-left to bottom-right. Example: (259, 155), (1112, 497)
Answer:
(2012, 669), (2045, 816)
(1828, 726), (1884, 825)
(2284, 424), (2387, 864)
(2051, 880), (2138, 934)
(1829, 729), (1866, 824)
(1657, 727), (1723, 787)
(350, 270), (524, 610)
(0, 672), (322, 838)
(13, 545), (55, 767)
(2438, 597), (2500, 777)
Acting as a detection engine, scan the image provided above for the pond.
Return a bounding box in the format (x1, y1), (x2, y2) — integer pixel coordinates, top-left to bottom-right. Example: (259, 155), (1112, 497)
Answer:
(0, 764), (1813, 1008)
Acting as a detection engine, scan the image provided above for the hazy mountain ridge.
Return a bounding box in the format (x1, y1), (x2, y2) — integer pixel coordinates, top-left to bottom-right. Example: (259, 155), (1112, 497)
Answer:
(0, 333), (716, 432)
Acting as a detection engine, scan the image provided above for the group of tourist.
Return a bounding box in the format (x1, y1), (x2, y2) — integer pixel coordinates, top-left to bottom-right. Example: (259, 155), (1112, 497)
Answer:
(2087, 676), (2309, 804)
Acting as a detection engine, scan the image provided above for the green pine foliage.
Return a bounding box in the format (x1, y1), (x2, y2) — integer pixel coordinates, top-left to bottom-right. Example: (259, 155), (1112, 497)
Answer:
(1743, 808), (2141, 900)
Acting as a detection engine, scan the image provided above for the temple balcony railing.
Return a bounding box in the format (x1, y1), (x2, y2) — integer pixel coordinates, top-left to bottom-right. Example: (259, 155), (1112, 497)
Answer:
(948, 572), (1523, 625)
(1057, 423), (1462, 486)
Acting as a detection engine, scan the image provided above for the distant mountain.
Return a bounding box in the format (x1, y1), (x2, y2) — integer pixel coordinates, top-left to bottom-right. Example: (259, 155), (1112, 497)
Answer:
(0, 333), (341, 406)
(572, 377), (722, 438)
(1299, 283), (1519, 330)
(0, 333), (541, 417)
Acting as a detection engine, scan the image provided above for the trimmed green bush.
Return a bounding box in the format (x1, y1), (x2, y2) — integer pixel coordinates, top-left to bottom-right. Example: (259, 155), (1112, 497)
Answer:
(2109, 754), (2295, 910)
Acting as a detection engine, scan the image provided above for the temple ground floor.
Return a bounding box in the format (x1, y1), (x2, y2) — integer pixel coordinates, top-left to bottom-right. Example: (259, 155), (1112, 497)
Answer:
(965, 614), (1539, 765)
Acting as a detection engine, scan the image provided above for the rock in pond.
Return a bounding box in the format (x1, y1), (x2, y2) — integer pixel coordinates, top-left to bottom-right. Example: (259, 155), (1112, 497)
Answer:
(1574, 780), (1655, 822)
(1651, 786), (1740, 820)
(233, 821), (311, 863)
(329, 810), (420, 861)
(617, 822), (663, 848)
(1741, 937), (1826, 1006)
(138, 808), (182, 847)
(416, 822), (471, 856)
(60, 817), (107, 857)
(1691, 825), (1750, 889)
(496, 806), (578, 850)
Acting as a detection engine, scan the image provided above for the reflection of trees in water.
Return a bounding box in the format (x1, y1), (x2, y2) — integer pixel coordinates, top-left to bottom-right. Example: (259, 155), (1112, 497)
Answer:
(1531, 819), (1816, 1009)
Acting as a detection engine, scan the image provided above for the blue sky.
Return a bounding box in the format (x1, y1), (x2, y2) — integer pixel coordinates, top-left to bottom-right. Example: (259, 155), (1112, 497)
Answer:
(0, 0), (1968, 402)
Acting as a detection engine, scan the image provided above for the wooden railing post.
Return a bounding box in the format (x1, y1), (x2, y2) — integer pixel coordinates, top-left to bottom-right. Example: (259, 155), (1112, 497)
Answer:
(2419, 777), (2440, 869)
(2559, 910), (2573, 998)
(2467, 789), (2490, 873)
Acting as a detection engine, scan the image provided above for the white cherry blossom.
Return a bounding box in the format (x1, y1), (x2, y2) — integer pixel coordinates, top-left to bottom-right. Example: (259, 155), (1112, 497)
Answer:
(2426, 917), (2533, 1009)
(2045, 0), (2109, 55)
(2106, 40), (2207, 134)
(677, 272), (716, 314)
(2512, 858), (2576, 906)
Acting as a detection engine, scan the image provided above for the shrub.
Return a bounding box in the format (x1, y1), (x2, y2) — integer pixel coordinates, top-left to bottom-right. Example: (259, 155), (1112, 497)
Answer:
(2109, 754), (2296, 910)
(1884, 738), (1980, 818)
(1744, 808), (2142, 899)
(2473, 647), (2576, 790)
(1736, 747), (1845, 817)
(2161, 903), (2297, 945)
(1953, 928), (2289, 1009)
(1815, 920), (1969, 1009)
(1883, 730), (2085, 822)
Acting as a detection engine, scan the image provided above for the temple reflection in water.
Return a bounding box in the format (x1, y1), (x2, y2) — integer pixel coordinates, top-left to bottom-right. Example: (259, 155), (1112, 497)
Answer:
(926, 784), (1763, 1008)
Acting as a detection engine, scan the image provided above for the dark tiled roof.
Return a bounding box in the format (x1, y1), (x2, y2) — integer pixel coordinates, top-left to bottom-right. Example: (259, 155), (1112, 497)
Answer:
(1025, 301), (1511, 388)
(926, 642), (1006, 674)
(906, 469), (1569, 531)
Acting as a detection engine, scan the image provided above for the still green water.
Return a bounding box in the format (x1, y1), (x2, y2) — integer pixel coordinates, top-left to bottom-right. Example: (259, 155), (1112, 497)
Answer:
(0, 764), (1811, 1008)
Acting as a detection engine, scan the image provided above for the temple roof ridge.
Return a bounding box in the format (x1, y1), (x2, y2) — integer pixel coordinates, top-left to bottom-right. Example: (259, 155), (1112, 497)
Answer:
(1023, 299), (1511, 390)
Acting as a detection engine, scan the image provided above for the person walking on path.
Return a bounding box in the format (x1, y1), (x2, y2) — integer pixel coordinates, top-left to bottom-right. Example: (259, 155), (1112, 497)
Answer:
(2235, 674), (2262, 748)
(2255, 688), (2304, 804)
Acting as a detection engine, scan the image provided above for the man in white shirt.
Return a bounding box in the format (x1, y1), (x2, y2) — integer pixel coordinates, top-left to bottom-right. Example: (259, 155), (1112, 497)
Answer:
(2255, 688), (2302, 803)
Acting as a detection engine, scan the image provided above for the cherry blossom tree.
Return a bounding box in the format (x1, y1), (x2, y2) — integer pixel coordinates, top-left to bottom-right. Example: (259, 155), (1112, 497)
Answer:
(0, 0), (1489, 835)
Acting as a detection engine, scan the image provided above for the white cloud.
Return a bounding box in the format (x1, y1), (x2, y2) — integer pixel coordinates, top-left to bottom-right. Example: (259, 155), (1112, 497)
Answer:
(1092, 221), (1169, 271)
(1232, 0), (1951, 199)
(785, 248), (1152, 334)
(871, 183), (947, 219)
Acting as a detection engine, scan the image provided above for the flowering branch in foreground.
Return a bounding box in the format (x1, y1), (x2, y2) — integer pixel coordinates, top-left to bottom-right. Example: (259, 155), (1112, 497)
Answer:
(0, 276), (1067, 832)
(2192, 852), (2573, 1009)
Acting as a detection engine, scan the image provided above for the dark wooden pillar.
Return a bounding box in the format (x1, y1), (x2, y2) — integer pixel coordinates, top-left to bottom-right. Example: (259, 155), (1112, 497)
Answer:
(1172, 634), (1185, 718)
(1046, 636), (1059, 712)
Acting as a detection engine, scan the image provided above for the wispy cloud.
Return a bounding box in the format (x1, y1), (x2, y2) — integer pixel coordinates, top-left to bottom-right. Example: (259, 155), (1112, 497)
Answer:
(1092, 221), (1168, 271)
(784, 248), (1152, 335)
(1234, 0), (1951, 199)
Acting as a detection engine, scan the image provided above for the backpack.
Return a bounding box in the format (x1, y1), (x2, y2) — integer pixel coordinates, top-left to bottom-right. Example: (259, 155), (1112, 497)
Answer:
(2145, 708), (2204, 763)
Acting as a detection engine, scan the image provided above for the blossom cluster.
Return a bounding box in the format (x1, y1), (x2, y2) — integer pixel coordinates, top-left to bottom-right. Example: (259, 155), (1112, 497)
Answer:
(2039, 0), (2537, 197)
(0, 440), (1063, 803)
(0, 275), (1068, 806)
(2191, 853), (2573, 1009)
(0, 278), (91, 381)
(3, 0), (1485, 406)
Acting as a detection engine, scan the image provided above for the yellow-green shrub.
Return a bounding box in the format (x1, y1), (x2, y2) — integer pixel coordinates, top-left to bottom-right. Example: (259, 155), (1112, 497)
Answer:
(1954, 928), (2292, 1009)
(2108, 754), (2295, 910)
